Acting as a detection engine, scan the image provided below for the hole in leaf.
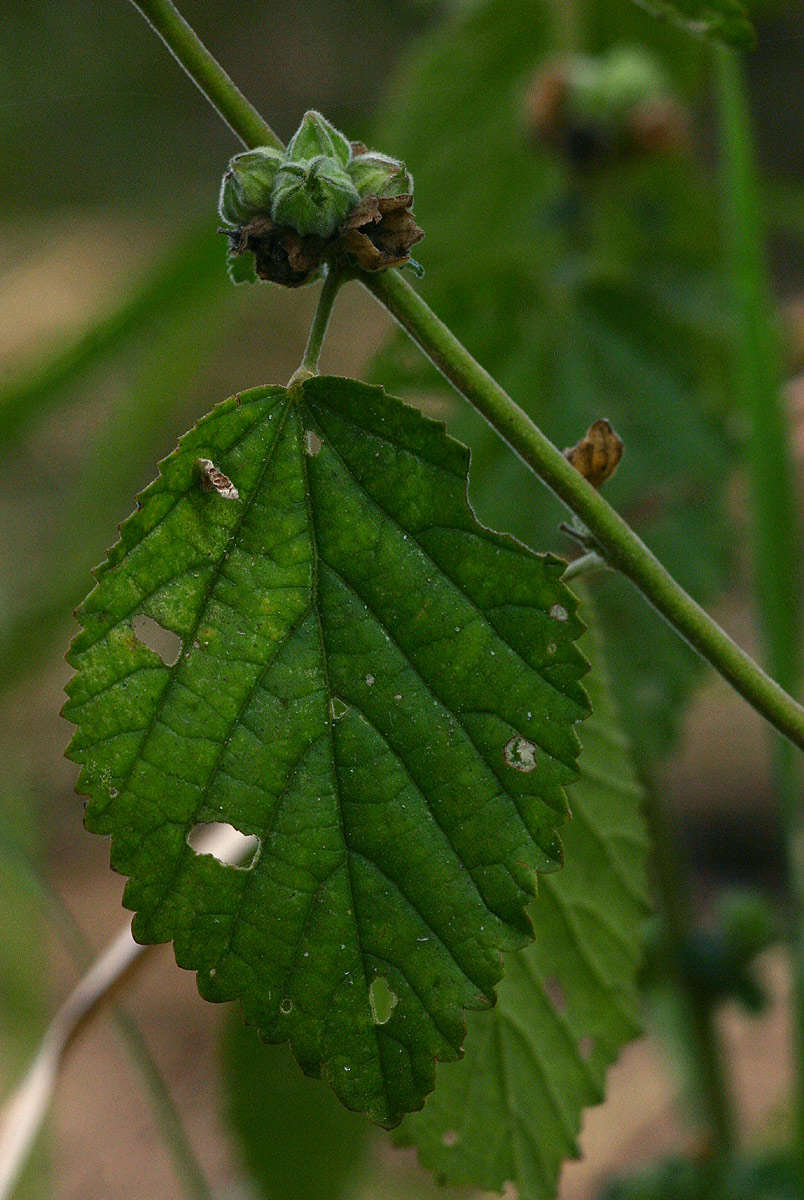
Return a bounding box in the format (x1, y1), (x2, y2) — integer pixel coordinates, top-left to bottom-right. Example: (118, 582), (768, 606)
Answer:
(369, 976), (398, 1025)
(549, 603), (569, 622)
(441, 1130), (460, 1148)
(187, 822), (260, 868)
(578, 1035), (596, 1061)
(305, 429), (323, 456)
(329, 695), (350, 721)
(132, 615), (182, 666)
(503, 735), (538, 773)
(544, 975), (567, 1014)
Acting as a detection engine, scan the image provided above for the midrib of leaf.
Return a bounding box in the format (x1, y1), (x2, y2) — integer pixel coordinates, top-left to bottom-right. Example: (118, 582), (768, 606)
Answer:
(297, 399), (390, 1116)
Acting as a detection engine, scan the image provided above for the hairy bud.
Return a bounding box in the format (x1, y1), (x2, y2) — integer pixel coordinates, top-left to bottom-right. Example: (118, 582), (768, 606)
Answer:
(218, 147), (283, 225)
(271, 157), (360, 239)
(347, 151), (413, 200)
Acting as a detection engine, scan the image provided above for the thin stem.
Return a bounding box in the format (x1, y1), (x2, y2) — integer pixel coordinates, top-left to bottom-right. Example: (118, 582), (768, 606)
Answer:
(127, 0), (282, 151)
(715, 44), (804, 1175)
(125, 0), (804, 753)
(288, 269), (345, 386)
(0, 834), (214, 1200)
(363, 267), (804, 752)
(0, 825), (249, 1200)
(561, 551), (607, 582)
(639, 779), (736, 1157)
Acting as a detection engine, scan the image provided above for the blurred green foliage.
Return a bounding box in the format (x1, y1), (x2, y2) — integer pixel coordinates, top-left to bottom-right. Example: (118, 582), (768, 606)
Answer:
(1, 0), (804, 1196)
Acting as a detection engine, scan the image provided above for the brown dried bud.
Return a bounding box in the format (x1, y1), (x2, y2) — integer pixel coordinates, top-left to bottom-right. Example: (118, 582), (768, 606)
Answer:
(524, 65), (570, 150)
(337, 194), (424, 272)
(627, 98), (689, 156)
(228, 217), (326, 288)
(564, 419), (623, 490)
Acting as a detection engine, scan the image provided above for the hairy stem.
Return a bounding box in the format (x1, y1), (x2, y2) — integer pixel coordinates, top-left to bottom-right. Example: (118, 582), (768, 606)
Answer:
(288, 269), (345, 386)
(715, 43), (804, 1172)
(125, 0), (804, 755)
(639, 779), (736, 1156)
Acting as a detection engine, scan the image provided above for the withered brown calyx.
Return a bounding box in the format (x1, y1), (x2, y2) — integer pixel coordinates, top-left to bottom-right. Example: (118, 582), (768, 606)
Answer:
(564, 419), (624, 490)
(226, 193), (423, 287)
(227, 218), (327, 288)
(338, 194), (424, 272)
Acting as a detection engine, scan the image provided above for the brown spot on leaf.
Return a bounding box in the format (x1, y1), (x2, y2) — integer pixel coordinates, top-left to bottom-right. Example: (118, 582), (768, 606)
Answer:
(564, 419), (623, 490)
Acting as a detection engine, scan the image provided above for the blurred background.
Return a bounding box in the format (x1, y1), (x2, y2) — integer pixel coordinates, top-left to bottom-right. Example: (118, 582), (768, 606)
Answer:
(2, 0), (804, 1196)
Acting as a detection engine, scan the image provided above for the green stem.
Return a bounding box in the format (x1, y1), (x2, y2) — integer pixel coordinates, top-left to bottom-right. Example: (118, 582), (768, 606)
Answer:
(126, 0), (804, 755)
(364, 267), (804, 751)
(715, 44), (804, 1174)
(127, 0), (282, 151)
(288, 269), (345, 386)
(639, 779), (736, 1158)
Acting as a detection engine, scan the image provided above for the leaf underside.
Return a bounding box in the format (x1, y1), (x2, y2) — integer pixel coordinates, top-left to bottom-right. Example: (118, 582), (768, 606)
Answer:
(394, 613), (650, 1199)
(65, 375), (588, 1126)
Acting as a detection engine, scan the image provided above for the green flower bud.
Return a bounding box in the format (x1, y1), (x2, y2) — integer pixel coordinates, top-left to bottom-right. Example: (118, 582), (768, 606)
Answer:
(567, 46), (666, 123)
(347, 151), (413, 199)
(286, 110), (352, 167)
(270, 156), (359, 238)
(218, 147), (283, 225)
(598, 46), (667, 116)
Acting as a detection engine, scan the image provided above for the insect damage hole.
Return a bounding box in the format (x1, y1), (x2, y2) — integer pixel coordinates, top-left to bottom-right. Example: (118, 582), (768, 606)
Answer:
(132, 614), (182, 666)
(503, 734), (538, 773)
(198, 457), (239, 500)
(369, 976), (398, 1025)
(187, 822), (260, 868)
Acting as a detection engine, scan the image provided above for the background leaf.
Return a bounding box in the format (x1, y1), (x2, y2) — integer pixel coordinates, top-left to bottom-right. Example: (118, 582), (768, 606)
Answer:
(627, 0), (755, 47)
(372, 0), (737, 758)
(394, 611), (650, 1200)
(64, 374), (588, 1127)
(223, 1031), (371, 1200)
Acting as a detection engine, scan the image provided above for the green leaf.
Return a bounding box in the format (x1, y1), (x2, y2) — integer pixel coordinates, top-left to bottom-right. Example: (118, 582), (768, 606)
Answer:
(226, 247), (258, 285)
(64, 375), (588, 1127)
(627, 0), (755, 48)
(394, 612), (650, 1200)
(602, 1151), (804, 1199)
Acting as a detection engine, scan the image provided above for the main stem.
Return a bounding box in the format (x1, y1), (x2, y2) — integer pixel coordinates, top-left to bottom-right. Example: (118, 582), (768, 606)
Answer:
(126, 0), (804, 756)
(364, 269), (804, 751)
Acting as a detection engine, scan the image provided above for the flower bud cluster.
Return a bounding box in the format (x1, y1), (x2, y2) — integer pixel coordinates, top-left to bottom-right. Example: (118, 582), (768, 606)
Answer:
(218, 111), (422, 286)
